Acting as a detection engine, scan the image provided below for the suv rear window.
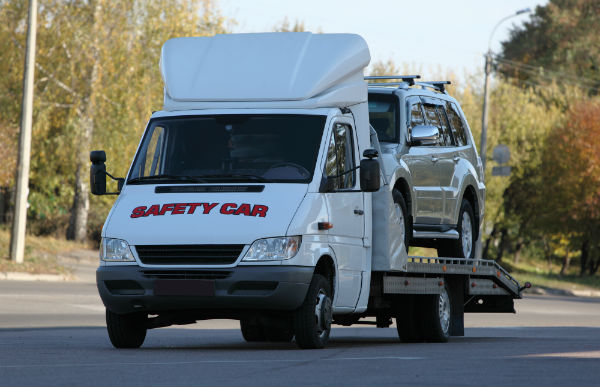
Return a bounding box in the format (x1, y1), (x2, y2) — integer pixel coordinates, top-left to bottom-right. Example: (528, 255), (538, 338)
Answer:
(368, 94), (398, 142)
(446, 102), (468, 146)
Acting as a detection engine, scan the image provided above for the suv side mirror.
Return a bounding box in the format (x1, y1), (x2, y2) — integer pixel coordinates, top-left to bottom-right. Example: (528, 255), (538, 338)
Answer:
(90, 150), (107, 195)
(410, 124), (439, 146)
(360, 149), (380, 192)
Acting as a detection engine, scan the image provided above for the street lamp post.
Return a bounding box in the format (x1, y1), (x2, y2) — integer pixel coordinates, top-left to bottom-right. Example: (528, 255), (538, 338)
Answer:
(480, 8), (531, 173)
(10, 0), (38, 263)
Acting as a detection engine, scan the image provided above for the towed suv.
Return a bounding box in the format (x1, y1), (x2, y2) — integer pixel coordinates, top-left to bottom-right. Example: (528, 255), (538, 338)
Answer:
(367, 76), (485, 259)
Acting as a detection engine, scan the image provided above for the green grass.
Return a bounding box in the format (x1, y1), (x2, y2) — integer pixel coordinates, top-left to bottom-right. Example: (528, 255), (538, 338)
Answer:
(0, 228), (87, 275)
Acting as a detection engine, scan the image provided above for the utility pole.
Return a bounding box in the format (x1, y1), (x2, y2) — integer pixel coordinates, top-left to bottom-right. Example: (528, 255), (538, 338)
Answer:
(480, 51), (492, 173)
(479, 8), (531, 178)
(10, 0), (38, 263)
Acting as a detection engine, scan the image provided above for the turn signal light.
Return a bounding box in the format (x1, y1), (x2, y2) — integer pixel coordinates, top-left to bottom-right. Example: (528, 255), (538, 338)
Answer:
(318, 222), (333, 230)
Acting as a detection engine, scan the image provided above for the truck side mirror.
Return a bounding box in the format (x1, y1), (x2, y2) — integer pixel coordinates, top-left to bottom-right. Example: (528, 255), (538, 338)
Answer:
(410, 124), (439, 146)
(90, 150), (107, 195)
(360, 149), (380, 192)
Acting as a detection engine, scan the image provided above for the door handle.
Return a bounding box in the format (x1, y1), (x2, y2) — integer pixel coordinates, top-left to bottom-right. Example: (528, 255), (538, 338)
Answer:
(431, 156), (439, 163)
(354, 209), (364, 215)
(453, 156), (460, 163)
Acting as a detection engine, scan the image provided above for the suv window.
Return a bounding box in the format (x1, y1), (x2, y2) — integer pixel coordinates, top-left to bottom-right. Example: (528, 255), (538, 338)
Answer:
(325, 123), (356, 190)
(436, 105), (455, 147)
(368, 94), (397, 142)
(446, 102), (468, 146)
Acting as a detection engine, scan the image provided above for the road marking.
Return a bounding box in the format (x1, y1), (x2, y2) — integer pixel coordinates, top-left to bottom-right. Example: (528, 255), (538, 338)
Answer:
(0, 356), (424, 369)
(522, 351), (600, 359)
(69, 304), (105, 312)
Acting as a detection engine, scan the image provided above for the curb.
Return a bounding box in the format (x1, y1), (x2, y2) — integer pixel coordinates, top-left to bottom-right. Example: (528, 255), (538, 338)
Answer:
(0, 271), (72, 282)
(524, 286), (600, 298)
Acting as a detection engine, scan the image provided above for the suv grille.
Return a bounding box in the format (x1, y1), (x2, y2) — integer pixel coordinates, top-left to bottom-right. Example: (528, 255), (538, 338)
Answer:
(135, 244), (244, 265)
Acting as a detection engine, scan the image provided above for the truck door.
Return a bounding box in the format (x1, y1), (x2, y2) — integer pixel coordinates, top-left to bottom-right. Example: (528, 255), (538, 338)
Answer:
(324, 121), (365, 309)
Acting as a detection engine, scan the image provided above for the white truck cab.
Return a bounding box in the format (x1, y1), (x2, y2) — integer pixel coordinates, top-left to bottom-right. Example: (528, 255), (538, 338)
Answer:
(91, 33), (525, 350)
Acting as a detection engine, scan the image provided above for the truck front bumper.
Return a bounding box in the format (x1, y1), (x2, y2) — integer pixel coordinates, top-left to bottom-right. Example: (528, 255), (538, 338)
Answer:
(96, 265), (313, 315)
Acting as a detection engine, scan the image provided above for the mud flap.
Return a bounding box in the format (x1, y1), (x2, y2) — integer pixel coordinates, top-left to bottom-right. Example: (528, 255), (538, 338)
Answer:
(447, 276), (465, 336)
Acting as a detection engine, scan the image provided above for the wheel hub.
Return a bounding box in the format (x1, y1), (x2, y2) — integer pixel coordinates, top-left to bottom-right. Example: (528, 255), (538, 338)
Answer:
(315, 290), (332, 337)
(461, 212), (473, 258)
(394, 203), (405, 244)
(438, 288), (451, 335)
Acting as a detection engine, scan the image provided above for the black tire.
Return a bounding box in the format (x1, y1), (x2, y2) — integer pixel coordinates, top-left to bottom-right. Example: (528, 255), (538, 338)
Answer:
(437, 199), (475, 259)
(106, 309), (147, 349)
(420, 284), (451, 343)
(293, 274), (333, 349)
(392, 189), (410, 253)
(240, 318), (267, 342)
(394, 295), (424, 343)
(265, 327), (294, 342)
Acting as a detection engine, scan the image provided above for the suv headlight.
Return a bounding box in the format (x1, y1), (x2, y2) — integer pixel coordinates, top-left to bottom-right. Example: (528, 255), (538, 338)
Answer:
(242, 236), (301, 261)
(100, 238), (135, 262)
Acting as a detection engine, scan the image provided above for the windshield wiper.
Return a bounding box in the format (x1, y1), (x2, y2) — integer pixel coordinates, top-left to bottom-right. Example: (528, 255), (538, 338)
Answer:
(127, 174), (208, 184)
(197, 174), (271, 182)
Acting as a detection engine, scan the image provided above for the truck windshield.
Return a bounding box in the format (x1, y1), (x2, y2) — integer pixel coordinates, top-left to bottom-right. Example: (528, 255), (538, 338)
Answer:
(128, 114), (326, 184)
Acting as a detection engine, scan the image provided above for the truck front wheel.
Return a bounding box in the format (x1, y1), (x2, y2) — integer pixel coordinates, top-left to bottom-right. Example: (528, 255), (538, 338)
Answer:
(106, 309), (147, 348)
(240, 318), (267, 342)
(240, 318), (293, 342)
(293, 274), (332, 349)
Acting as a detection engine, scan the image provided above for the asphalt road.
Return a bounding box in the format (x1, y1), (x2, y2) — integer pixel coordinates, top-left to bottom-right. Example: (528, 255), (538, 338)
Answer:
(1, 280), (599, 386)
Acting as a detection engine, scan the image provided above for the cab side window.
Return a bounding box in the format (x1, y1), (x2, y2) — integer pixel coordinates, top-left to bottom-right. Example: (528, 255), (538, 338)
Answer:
(446, 102), (468, 146)
(325, 123), (356, 190)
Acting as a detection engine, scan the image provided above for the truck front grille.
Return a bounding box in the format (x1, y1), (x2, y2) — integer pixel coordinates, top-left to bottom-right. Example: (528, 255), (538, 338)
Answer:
(141, 270), (232, 279)
(135, 244), (244, 265)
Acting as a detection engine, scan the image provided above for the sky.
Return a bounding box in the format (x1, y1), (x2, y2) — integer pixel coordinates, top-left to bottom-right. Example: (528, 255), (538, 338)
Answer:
(218, 0), (549, 79)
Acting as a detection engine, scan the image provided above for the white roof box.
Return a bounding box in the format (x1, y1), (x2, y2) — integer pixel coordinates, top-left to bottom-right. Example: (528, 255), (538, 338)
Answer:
(160, 32), (371, 110)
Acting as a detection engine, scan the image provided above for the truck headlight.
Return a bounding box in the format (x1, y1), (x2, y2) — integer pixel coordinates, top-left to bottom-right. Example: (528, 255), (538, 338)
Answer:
(100, 238), (135, 262)
(242, 236), (301, 261)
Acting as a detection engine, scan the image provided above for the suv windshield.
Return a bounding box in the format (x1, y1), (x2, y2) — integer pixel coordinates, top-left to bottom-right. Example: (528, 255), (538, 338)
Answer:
(128, 114), (326, 184)
(368, 93), (398, 142)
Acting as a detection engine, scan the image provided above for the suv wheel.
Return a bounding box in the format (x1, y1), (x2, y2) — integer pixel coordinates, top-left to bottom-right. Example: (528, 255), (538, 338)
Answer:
(437, 199), (475, 259)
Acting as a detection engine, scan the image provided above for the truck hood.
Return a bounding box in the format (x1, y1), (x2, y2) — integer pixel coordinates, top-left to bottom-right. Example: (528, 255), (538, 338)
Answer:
(103, 184), (307, 245)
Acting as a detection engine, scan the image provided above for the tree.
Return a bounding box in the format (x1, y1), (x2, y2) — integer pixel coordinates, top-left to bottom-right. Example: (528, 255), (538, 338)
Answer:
(0, 0), (228, 240)
(498, 0), (600, 93)
(541, 101), (600, 275)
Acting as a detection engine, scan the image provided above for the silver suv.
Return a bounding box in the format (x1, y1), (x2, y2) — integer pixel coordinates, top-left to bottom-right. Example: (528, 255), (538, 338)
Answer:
(367, 76), (485, 259)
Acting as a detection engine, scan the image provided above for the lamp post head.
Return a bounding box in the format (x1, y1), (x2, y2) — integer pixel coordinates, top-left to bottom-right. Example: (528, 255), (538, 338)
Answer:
(516, 8), (532, 15)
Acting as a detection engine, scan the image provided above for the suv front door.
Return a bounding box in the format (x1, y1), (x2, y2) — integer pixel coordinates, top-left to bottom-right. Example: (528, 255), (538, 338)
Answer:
(403, 96), (444, 225)
(422, 97), (459, 226)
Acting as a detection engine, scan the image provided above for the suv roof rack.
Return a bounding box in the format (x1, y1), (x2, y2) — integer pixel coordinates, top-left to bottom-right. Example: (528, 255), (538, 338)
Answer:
(365, 75), (421, 86)
(416, 81), (451, 94)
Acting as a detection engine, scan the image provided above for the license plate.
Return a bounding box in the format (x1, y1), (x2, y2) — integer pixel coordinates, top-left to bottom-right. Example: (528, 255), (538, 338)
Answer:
(154, 279), (215, 296)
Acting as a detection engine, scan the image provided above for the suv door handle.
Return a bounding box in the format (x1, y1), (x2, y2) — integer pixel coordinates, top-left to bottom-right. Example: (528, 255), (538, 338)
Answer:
(431, 156), (439, 163)
(354, 209), (364, 215)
